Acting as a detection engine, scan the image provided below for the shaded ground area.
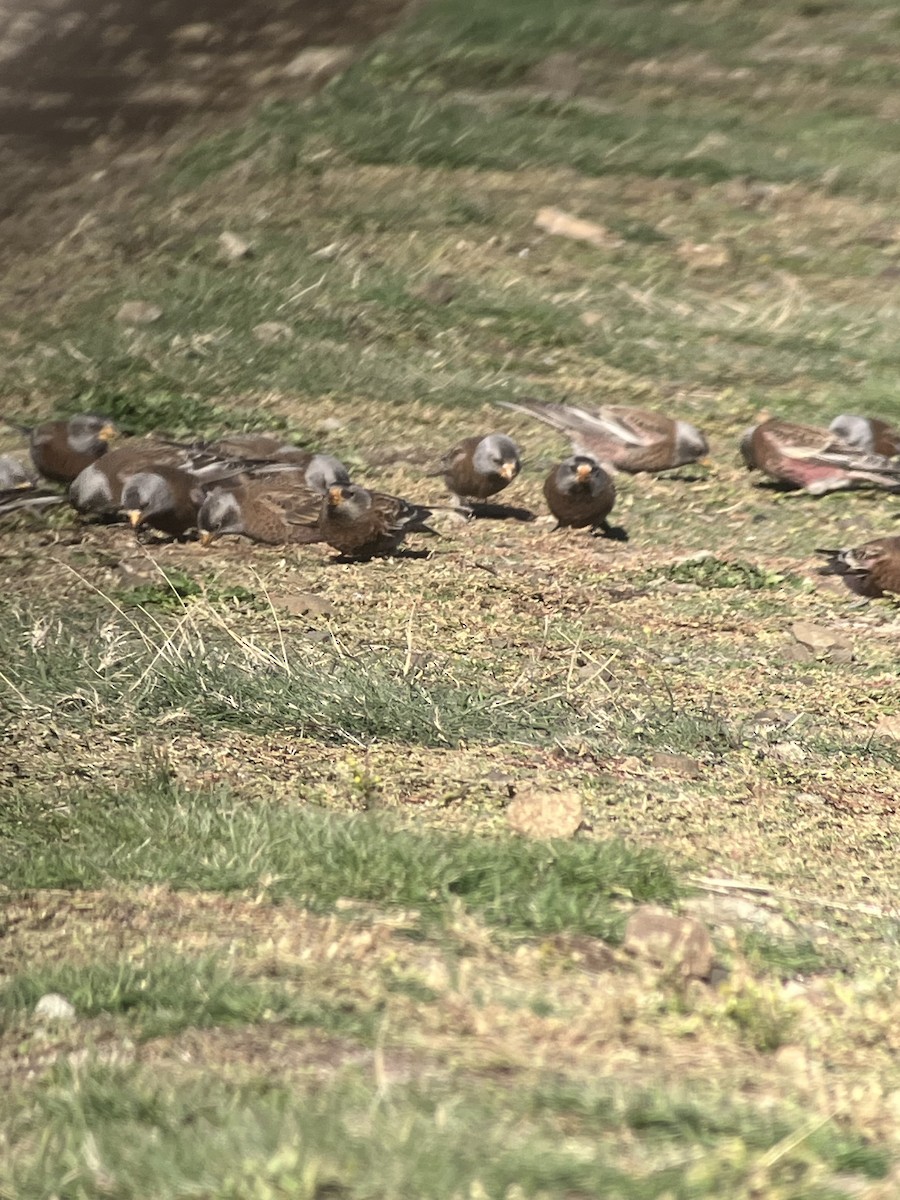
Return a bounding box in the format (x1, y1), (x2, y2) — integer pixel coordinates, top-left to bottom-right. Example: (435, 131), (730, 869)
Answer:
(0, 0), (406, 221)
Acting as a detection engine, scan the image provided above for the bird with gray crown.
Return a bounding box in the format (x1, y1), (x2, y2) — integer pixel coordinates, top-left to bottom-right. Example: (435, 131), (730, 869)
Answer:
(426, 432), (521, 509)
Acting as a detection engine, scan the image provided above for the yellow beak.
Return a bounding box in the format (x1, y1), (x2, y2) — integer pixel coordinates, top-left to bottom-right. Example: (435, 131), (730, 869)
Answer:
(199, 530), (215, 547)
(327, 485), (345, 505)
(575, 463), (592, 480)
(498, 461), (517, 481)
(99, 424), (118, 442)
(126, 509), (143, 528)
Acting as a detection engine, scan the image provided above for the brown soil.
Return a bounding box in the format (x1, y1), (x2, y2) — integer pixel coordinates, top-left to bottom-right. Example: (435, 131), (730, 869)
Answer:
(0, 0), (408, 244)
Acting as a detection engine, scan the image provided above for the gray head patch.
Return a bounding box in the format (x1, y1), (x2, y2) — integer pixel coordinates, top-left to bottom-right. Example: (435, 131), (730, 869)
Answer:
(673, 421), (709, 465)
(67, 414), (113, 453)
(829, 414), (872, 452)
(473, 433), (521, 476)
(305, 454), (350, 493)
(121, 471), (172, 516)
(69, 462), (114, 512)
(198, 488), (242, 535)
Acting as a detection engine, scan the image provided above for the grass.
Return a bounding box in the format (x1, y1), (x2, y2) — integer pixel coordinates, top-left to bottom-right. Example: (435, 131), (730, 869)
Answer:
(0, 766), (677, 940)
(0, 952), (376, 1042)
(0, 1060), (888, 1200)
(4, 0), (900, 1191)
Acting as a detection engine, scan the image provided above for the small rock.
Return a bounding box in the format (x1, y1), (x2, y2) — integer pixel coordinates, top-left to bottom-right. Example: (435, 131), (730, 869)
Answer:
(317, 417), (344, 433)
(535, 207), (625, 250)
(751, 708), (799, 726)
(116, 300), (162, 326)
(282, 46), (356, 83)
(676, 240), (731, 271)
(650, 752), (702, 779)
(779, 641), (814, 664)
(506, 788), (584, 840)
(269, 592), (334, 618)
(252, 321), (293, 344)
(624, 906), (714, 981)
(580, 311), (604, 328)
(551, 932), (617, 972)
(791, 621), (852, 658)
(769, 741), (806, 764)
(577, 662), (614, 684)
(411, 276), (458, 306)
(34, 993), (76, 1022)
(218, 231), (253, 261)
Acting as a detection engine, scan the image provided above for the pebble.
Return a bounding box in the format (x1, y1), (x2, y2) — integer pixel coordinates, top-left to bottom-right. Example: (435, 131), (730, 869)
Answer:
(34, 993), (76, 1022)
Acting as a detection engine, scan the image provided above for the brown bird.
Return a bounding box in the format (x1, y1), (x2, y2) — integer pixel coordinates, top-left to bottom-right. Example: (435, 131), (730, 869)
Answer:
(543, 455), (617, 535)
(740, 418), (900, 494)
(319, 484), (437, 558)
(6, 414), (118, 484)
(120, 467), (206, 539)
(156, 435), (349, 492)
(69, 438), (244, 517)
(197, 472), (327, 546)
(427, 433), (521, 507)
(829, 414), (900, 459)
(165, 431), (321, 467)
(499, 399), (708, 473)
(0, 455), (35, 490)
(818, 536), (900, 598)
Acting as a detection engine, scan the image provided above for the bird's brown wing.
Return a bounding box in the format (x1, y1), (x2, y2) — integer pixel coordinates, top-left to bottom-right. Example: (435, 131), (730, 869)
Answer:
(764, 420), (834, 455)
(758, 422), (900, 492)
(425, 436), (480, 478)
(599, 406), (673, 446)
(371, 491), (436, 534)
(234, 477), (323, 544)
(277, 483), (327, 544)
(869, 420), (900, 458)
(320, 507), (388, 553)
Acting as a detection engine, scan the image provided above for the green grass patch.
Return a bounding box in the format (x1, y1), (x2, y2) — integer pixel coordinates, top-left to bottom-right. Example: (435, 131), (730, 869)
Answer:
(0, 767), (678, 941)
(1, 1060), (887, 1200)
(115, 570), (260, 613)
(58, 381), (227, 439)
(739, 933), (837, 980)
(0, 953), (374, 1041)
(647, 557), (798, 591)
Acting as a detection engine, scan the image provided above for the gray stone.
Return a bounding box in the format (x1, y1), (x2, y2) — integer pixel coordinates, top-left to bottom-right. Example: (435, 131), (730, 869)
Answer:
(252, 321), (293, 344)
(650, 752), (702, 779)
(791, 621), (852, 659)
(282, 46), (356, 83)
(218, 231), (253, 261)
(34, 993), (76, 1022)
(624, 906), (714, 980)
(116, 300), (162, 326)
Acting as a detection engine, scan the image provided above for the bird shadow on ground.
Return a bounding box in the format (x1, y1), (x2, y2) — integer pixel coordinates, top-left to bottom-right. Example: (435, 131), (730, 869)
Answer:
(596, 523), (629, 542)
(326, 547), (434, 564)
(465, 502), (537, 522)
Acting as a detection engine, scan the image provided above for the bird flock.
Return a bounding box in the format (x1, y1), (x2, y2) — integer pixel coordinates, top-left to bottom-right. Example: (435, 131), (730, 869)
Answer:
(1, 403), (898, 594)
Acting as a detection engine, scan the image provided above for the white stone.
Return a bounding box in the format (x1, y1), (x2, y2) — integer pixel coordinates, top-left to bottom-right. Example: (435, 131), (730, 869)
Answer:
(34, 993), (76, 1022)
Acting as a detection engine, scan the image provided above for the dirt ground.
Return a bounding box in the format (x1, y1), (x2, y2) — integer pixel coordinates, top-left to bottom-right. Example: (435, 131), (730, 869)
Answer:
(0, 0), (407, 242)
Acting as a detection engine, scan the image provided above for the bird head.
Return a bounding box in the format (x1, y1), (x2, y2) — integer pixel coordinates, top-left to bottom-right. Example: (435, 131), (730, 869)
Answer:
(474, 433), (522, 482)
